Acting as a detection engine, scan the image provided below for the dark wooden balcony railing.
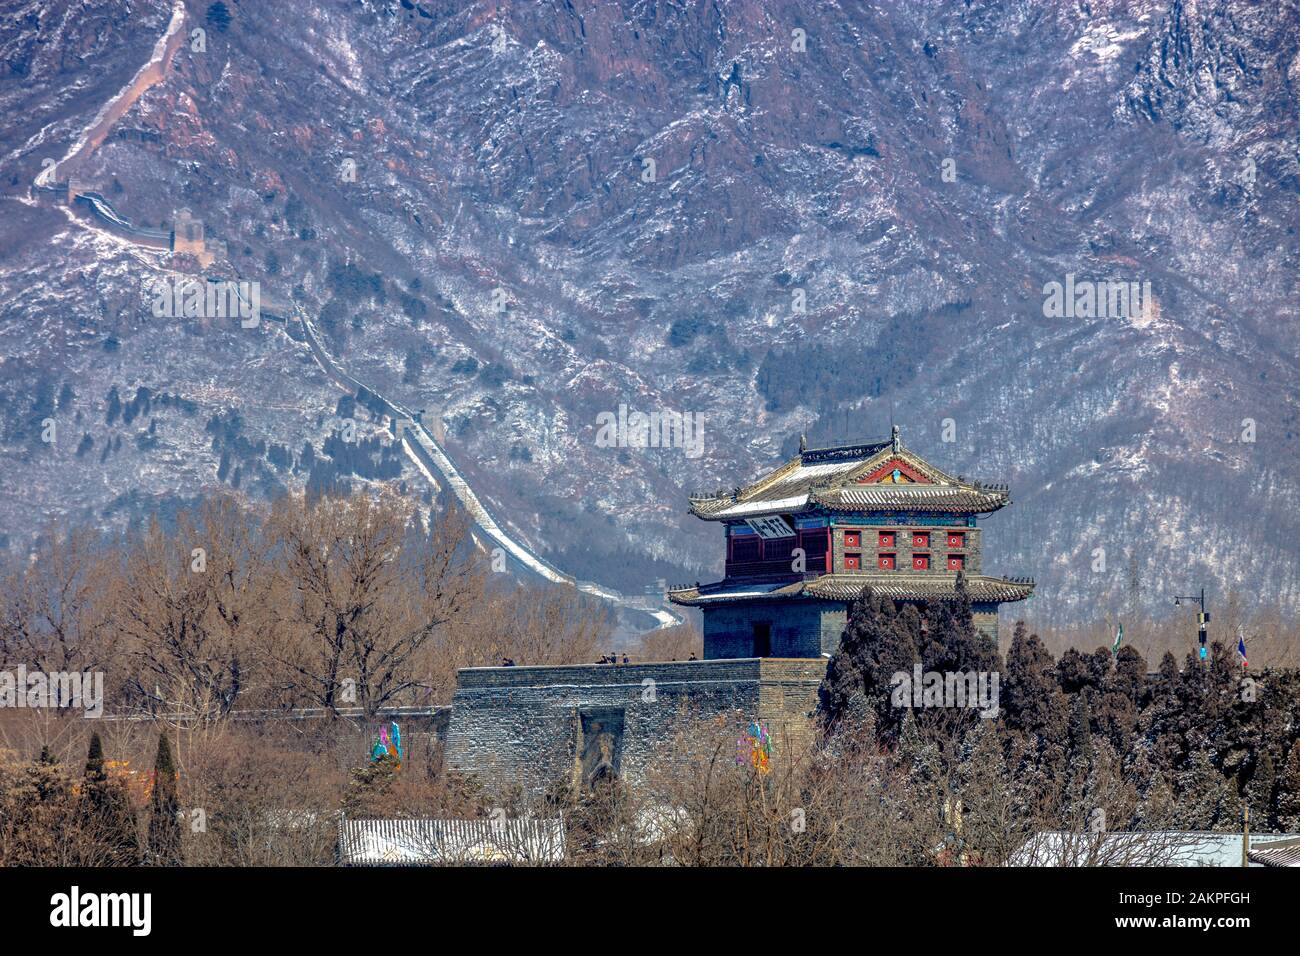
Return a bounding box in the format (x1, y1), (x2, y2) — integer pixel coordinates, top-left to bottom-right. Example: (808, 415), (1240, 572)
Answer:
(724, 554), (827, 580)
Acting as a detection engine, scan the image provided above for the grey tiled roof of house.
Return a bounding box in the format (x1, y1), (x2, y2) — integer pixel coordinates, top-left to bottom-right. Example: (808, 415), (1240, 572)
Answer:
(668, 573), (1034, 607)
(687, 430), (1009, 520)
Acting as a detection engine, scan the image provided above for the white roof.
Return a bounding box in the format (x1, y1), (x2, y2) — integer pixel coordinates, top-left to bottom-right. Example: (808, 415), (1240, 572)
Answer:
(338, 817), (566, 865)
(1008, 831), (1300, 867)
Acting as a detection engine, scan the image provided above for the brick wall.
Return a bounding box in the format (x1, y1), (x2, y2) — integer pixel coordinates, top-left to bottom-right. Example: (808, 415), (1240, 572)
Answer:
(445, 658), (827, 795)
(702, 598), (844, 658)
(831, 520), (983, 574)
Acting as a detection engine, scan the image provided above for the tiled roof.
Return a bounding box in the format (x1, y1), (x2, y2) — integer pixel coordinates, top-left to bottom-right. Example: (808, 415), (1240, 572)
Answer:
(806, 573), (1034, 603)
(668, 572), (1034, 607)
(1011, 831), (1300, 867)
(337, 817), (566, 865)
(812, 485), (1009, 512)
(1248, 836), (1300, 867)
(687, 430), (1009, 520)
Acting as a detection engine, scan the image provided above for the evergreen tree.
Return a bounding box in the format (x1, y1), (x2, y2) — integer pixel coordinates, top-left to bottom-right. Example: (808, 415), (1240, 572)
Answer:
(1140, 772), (1178, 829)
(1063, 691), (1094, 819)
(1128, 739), (1175, 829)
(895, 707), (946, 835)
(817, 589), (919, 742)
(1003, 622), (1067, 746)
(919, 573), (1000, 679)
(146, 733), (183, 865)
(817, 589), (879, 734)
(1055, 648), (1095, 695)
(910, 573), (1001, 756)
(1067, 690), (1094, 763)
(1, 747), (74, 864)
(79, 733), (139, 865)
(1277, 740), (1300, 831)
(343, 753), (402, 817)
(1243, 742), (1276, 830)
(1094, 648), (1142, 754)
(34, 746), (63, 801)
(956, 718), (1022, 864)
(1152, 651), (1180, 700)
(1176, 744), (1239, 830)
(1113, 645), (1149, 706)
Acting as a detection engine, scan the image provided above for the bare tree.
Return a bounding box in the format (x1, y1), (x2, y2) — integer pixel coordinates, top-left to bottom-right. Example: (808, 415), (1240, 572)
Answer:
(0, 524), (117, 687)
(113, 510), (247, 721)
(267, 491), (485, 717)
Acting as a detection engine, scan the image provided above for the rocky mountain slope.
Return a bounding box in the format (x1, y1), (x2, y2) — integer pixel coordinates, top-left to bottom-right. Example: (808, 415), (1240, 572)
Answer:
(0, 0), (1296, 626)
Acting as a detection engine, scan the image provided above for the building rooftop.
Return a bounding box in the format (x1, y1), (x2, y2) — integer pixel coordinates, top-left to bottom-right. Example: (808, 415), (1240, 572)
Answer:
(337, 816), (566, 866)
(1248, 836), (1300, 867)
(669, 572), (1034, 607)
(1009, 831), (1300, 867)
(687, 427), (1009, 520)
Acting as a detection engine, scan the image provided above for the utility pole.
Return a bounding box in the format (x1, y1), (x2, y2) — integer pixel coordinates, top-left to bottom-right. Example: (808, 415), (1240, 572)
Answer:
(1242, 806), (1250, 867)
(1174, 588), (1210, 663)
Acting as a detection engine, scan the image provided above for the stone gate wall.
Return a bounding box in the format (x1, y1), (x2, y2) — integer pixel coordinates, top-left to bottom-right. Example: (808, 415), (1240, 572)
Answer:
(444, 658), (827, 796)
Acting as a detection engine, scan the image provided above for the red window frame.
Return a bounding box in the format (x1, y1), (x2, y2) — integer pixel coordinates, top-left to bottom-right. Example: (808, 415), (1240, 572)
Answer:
(878, 531), (895, 548)
(843, 531), (861, 549)
(912, 532), (930, 549)
(913, 554), (930, 571)
(878, 553), (896, 570)
(947, 532), (965, 549)
(844, 553), (862, 571)
(947, 554), (965, 571)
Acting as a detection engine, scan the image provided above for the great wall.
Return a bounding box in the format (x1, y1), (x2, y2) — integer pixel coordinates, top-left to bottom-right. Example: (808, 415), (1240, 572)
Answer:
(25, 3), (681, 633)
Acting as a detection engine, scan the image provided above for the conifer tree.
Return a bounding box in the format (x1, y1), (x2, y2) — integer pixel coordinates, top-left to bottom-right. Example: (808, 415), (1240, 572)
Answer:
(894, 707), (946, 834)
(1055, 648), (1094, 695)
(146, 733), (183, 865)
(1154, 651), (1180, 697)
(1063, 692), (1095, 820)
(1066, 690), (1094, 763)
(1277, 740), (1300, 831)
(84, 732), (105, 787)
(79, 733), (139, 865)
(1176, 745), (1239, 830)
(3, 746), (75, 865)
(1086, 738), (1138, 830)
(956, 718), (1021, 864)
(1113, 645), (1148, 707)
(1128, 740), (1174, 828)
(1003, 622), (1066, 744)
(817, 589), (879, 734)
(1140, 770), (1178, 829)
(1243, 745), (1276, 830)
(34, 745), (62, 801)
(818, 589), (919, 741)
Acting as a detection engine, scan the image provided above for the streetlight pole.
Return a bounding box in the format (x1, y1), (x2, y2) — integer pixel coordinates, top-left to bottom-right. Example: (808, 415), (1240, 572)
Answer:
(1173, 587), (1210, 663)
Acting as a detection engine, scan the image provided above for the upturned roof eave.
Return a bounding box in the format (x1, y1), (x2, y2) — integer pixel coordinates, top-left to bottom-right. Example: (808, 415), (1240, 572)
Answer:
(687, 492), (1011, 521)
(667, 572), (1034, 606)
(686, 439), (1011, 521)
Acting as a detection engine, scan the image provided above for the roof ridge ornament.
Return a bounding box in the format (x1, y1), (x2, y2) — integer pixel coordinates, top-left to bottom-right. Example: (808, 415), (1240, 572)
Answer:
(891, 424), (900, 453)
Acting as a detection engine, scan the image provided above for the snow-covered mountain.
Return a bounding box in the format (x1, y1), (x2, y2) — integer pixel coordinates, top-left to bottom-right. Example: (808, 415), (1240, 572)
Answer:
(0, 0), (1296, 623)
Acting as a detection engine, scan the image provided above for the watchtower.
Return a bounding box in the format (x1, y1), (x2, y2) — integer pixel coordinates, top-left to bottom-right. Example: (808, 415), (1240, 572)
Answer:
(671, 426), (1033, 655)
